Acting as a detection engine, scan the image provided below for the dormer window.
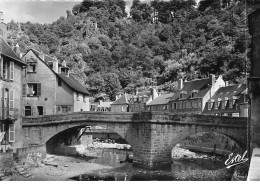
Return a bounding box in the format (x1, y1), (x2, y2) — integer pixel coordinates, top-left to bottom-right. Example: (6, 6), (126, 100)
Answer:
(179, 91), (187, 99)
(61, 67), (69, 76)
(191, 90), (198, 98)
(27, 57), (37, 73)
(208, 102), (212, 110)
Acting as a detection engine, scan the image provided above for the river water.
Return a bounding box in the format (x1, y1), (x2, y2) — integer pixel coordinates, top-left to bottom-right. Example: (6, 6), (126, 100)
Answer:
(70, 148), (233, 181)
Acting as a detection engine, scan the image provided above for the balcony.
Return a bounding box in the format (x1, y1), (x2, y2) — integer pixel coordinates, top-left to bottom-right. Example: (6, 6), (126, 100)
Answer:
(0, 107), (20, 120)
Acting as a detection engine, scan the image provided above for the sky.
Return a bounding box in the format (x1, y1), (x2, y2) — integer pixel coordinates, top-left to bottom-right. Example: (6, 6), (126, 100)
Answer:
(1, 0), (201, 24)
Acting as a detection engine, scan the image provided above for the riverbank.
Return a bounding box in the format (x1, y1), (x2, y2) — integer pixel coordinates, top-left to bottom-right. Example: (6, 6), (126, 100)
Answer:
(11, 154), (112, 181)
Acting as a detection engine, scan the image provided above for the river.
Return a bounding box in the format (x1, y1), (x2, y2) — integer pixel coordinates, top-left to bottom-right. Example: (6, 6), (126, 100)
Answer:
(69, 148), (233, 181)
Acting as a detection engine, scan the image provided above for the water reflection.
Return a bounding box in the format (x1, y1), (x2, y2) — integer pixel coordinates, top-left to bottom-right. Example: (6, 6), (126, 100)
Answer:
(71, 148), (226, 181)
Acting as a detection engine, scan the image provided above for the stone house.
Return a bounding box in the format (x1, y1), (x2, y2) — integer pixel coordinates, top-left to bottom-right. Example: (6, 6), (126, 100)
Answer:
(169, 75), (225, 114)
(111, 93), (132, 112)
(21, 49), (90, 116)
(202, 84), (249, 117)
(146, 93), (174, 112)
(0, 36), (26, 151)
(128, 88), (159, 112)
(95, 101), (113, 112)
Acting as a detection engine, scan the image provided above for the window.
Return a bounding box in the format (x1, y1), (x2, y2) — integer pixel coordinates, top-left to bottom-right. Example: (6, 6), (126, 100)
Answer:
(191, 90), (198, 98)
(221, 100), (226, 109)
(10, 61), (14, 80)
(208, 102), (212, 110)
(179, 102), (183, 109)
(173, 103), (177, 110)
(163, 105), (168, 110)
(77, 93), (80, 101)
(184, 102), (187, 109)
(25, 106), (32, 116)
(37, 106), (43, 116)
(9, 123), (15, 142)
(214, 102), (218, 110)
(3, 60), (8, 79)
(229, 100), (233, 108)
(61, 67), (69, 76)
(179, 93), (183, 99)
(58, 78), (62, 86)
(122, 106), (125, 111)
(198, 100), (202, 108)
(57, 106), (72, 114)
(192, 100), (198, 108)
(27, 83), (41, 96)
(28, 64), (36, 73)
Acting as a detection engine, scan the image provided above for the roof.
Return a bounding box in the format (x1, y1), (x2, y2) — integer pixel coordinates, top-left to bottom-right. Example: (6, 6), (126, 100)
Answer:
(0, 36), (25, 65)
(58, 74), (90, 95)
(170, 77), (212, 101)
(210, 84), (246, 101)
(31, 48), (56, 65)
(25, 48), (90, 95)
(136, 91), (151, 97)
(97, 102), (113, 108)
(147, 93), (174, 106)
(111, 94), (132, 105)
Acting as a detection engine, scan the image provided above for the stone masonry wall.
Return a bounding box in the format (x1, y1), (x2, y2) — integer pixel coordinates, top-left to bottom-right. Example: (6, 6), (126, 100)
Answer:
(0, 151), (13, 172)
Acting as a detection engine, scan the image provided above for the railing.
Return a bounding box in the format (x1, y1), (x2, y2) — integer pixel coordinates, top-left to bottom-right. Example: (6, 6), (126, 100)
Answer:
(0, 107), (20, 119)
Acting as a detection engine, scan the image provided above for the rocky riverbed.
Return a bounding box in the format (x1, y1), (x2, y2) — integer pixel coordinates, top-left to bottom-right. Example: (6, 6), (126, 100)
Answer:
(5, 143), (240, 181)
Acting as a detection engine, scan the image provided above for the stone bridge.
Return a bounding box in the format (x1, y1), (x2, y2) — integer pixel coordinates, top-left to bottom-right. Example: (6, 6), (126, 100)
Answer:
(22, 112), (247, 168)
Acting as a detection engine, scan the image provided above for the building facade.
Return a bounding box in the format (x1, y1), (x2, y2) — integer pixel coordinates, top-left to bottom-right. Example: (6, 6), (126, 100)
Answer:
(128, 88), (159, 112)
(21, 49), (90, 116)
(111, 93), (131, 112)
(203, 84), (249, 117)
(146, 93), (173, 112)
(169, 75), (225, 114)
(0, 37), (26, 151)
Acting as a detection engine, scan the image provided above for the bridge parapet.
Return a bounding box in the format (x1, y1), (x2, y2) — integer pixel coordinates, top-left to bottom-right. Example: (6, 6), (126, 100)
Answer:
(22, 111), (247, 128)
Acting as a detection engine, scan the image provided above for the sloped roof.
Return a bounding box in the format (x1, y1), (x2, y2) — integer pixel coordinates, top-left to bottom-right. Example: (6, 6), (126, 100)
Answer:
(210, 84), (246, 101)
(0, 36), (25, 65)
(25, 48), (90, 95)
(58, 74), (90, 95)
(31, 48), (55, 65)
(97, 102), (113, 108)
(147, 93), (174, 106)
(111, 94), (132, 105)
(170, 77), (212, 101)
(137, 91), (151, 97)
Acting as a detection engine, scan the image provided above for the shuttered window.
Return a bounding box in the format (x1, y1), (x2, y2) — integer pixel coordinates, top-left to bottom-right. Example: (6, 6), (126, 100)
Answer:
(10, 61), (14, 81)
(0, 56), (3, 78)
(9, 89), (14, 116)
(22, 84), (27, 97)
(37, 83), (41, 96)
(9, 123), (15, 142)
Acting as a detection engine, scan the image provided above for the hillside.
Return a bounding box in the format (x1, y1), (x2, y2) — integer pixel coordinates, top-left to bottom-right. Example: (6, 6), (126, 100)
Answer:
(6, 0), (258, 100)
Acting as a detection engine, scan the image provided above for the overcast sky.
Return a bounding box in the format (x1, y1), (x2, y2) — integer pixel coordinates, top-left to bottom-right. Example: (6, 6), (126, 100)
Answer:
(1, 0), (200, 24)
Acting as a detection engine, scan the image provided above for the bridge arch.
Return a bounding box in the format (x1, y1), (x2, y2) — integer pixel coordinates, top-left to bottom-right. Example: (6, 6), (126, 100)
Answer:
(172, 131), (244, 155)
(43, 123), (135, 155)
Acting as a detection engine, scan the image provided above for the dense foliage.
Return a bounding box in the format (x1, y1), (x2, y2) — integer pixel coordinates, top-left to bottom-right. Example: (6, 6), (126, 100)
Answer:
(7, 0), (258, 100)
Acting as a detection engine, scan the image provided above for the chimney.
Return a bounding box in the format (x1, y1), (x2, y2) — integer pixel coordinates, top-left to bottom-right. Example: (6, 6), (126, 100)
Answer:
(14, 43), (21, 58)
(210, 74), (215, 86)
(225, 81), (229, 87)
(178, 79), (183, 90)
(52, 57), (59, 73)
(62, 60), (66, 67)
(151, 87), (158, 100)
